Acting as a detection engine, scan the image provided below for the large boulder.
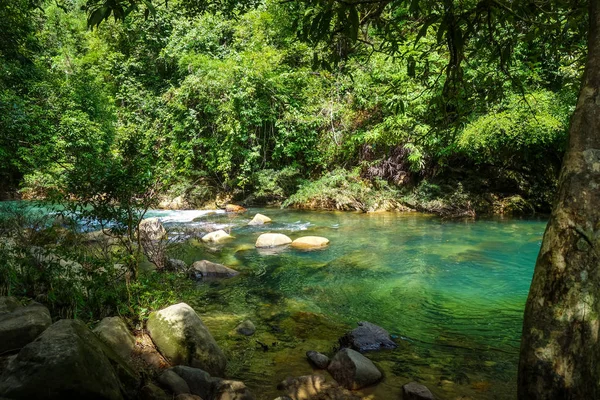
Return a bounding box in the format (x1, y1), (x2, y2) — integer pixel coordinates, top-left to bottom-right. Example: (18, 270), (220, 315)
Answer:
(0, 301), (51, 354)
(255, 233), (292, 248)
(93, 316), (136, 360)
(190, 260), (239, 280)
(327, 348), (382, 390)
(248, 213), (272, 226)
(0, 319), (125, 400)
(202, 230), (233, 244)
(171, 366), (255, 400)
(291, 236), (330, 249)
(147, 303), (227, 376)
(338, 321), (397, 352)
(402, 382), (435, 400)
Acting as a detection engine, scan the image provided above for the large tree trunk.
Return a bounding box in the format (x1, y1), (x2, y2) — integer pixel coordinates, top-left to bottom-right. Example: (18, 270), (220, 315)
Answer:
(518, 2), (600, 399)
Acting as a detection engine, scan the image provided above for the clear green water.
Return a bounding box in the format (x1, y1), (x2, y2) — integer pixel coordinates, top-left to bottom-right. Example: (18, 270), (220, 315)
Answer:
(145, 208), (546, 399)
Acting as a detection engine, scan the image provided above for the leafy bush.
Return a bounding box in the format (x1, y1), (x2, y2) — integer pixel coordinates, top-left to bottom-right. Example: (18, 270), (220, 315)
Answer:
(284, 169), (404, 212)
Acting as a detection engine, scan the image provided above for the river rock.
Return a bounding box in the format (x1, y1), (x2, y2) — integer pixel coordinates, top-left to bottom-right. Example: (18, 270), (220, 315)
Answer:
(0, 319), (124, 400)
(306, 350), (330, 369)
(291, 236), (330, 249)
(147, 303), (227, 376)
(248, 213), (272, 225)
(225, 204), (247, 213)
(158, 369), (191, 395)
(140, 218), (167, 241)
(0, 301), (51, 354)
(327, 348), (382, 390)
(402, 382), (435, 400)
(171, 365), (255, 400)
(255, 233), (292, 248)
(235, 320), (256, 336)
(339, 321), (397, 352)
(190, 260), (239, 280)
(202, 230), (233, 243)
(93, 316), (136, 360)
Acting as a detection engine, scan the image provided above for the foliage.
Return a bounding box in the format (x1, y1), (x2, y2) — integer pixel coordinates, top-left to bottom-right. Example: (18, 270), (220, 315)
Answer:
(284, 168), (403, 212)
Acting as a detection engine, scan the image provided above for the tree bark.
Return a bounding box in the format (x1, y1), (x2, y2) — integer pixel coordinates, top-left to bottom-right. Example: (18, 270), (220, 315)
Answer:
(518, 1), (600, 398)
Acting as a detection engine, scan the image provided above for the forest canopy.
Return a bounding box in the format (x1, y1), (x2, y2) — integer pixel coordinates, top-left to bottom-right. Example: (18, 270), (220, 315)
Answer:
(0, 0), (585, 215)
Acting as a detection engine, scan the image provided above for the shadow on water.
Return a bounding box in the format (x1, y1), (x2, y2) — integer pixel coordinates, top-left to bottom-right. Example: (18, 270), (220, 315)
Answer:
(152, 208), (546, 399)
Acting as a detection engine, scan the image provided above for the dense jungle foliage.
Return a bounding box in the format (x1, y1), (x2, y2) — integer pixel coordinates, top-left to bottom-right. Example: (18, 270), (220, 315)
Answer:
(0, 0), (585, 215)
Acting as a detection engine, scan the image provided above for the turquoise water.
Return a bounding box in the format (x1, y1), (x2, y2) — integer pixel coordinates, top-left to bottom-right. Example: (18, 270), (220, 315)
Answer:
(144, 208), (545, 399)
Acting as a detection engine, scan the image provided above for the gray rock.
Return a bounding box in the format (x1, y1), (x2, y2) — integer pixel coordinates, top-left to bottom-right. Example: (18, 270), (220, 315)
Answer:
(93, 316), (136, 360)
(190, 260), (239, 280)
(0, 297), (20, 315)
(147, 303), (227, 376)
(402, 382), (435, 400)
(0, 302), (51, 354)
(171, 365), (255, 400)
(327, 348), (382, 390)
(158, 370), (191, 395)
(235, 320), (256, 336)
(0, 319), (124, 400)
(338, 321), (397, 352)
(306, 350), (330, 369)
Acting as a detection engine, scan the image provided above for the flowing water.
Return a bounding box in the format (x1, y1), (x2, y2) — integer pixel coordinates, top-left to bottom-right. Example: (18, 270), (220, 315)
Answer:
(142, 208), (546, 400)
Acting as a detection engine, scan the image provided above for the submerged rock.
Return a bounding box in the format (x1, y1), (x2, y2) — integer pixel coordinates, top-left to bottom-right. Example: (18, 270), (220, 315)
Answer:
(202, 230), (233, 243)
(190, 260), (239, 280)
(235, 320), (256, 336)
(0, 301), (51, 354)
(248, 213), (272, 225)
(327, 348), (382, 390)
(338, 321), (397, 352)
(147, 303), (227, 376)
(93, 316), (136, 360)
(306, 350), (330, 369)
(255, 233), (292, 248)
(291, 236), (330, 249)
(0, 319), (125, 400)
(402, 382), (435, 400)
